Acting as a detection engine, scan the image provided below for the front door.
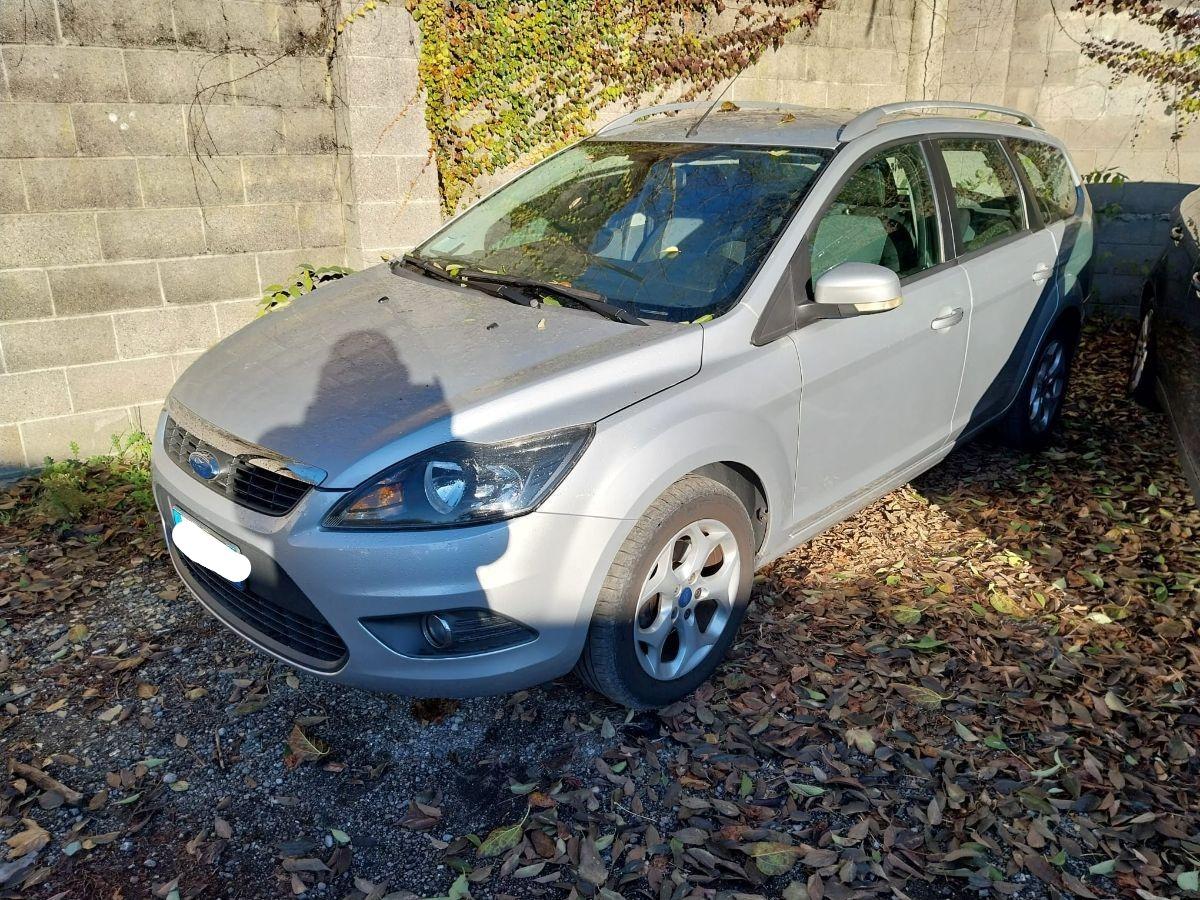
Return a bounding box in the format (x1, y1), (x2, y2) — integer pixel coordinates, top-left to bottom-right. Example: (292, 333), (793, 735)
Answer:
(936, 137), (1060, 437)
(789, 141), (969, 533)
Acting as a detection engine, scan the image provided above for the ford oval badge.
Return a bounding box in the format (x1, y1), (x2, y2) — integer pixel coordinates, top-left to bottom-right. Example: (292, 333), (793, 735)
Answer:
(188, 449), (222, 480)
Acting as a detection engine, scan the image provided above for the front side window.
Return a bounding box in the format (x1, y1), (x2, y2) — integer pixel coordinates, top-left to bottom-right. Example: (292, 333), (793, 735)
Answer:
(810, 143), (942, 281)
(414, 141), (830, 323)
(1009, 139), (1078, 224)
(938, 138), (1026, 253)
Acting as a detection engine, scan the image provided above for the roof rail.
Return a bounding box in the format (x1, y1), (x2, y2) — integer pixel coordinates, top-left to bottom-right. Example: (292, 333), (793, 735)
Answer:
(837, 101), (1042, 142)
(596, 100), (812, 136)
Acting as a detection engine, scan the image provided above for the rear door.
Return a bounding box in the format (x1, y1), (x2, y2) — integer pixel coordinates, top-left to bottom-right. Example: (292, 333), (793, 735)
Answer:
(935, 137), (1059, 437)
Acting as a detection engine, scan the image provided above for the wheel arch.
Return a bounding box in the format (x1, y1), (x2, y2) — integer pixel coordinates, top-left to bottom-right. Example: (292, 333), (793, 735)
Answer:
(692, 461), (769, 552)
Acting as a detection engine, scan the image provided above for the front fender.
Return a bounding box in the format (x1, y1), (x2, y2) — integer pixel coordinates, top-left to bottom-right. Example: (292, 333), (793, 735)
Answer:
(540, 340), (800, 564)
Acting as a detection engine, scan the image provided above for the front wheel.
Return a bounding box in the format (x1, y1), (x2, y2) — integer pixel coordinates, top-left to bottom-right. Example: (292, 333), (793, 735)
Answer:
(575, 475), (754, 708)
(996, 325), (1077, 451)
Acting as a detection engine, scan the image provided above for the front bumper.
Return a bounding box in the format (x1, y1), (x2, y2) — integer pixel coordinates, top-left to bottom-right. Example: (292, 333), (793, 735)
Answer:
(150, 428), (632, 697)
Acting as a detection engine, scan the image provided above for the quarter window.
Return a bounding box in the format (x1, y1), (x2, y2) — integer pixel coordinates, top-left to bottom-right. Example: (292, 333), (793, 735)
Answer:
(938, 139), (1026, 253)
(810, 143), (942, 281)
(1009, 139), (1078, 223)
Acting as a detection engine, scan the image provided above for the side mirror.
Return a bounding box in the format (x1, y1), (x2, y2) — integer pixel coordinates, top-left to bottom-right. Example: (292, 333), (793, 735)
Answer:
(813, 262), (903, 315)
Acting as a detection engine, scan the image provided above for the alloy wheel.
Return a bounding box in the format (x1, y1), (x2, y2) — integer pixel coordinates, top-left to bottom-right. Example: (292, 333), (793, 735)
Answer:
(633, 518), (741, 681)
(1129, 309), (1153, 392)
(1028, 338), (1067, 433)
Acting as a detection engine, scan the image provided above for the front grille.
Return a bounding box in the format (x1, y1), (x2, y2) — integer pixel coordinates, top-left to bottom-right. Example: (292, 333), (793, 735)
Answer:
(178, 554), (348, 667)
(164, 416), (311, 516)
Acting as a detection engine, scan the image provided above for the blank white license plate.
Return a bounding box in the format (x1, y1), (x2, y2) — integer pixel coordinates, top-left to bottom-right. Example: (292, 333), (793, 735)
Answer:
(171, 507), (251, 584)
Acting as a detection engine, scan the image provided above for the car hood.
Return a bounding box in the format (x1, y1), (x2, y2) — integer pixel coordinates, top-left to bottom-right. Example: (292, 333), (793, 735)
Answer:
(169, 264), (702, 488)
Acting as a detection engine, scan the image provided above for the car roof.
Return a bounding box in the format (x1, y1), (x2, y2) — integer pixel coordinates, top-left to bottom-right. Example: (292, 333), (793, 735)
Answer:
(592, 100), (1051, 150)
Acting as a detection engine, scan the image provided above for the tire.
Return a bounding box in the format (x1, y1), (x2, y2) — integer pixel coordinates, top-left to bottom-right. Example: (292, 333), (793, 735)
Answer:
(576, 475), (754, 708)
(1128, 295), (1159, 408)
(996, 322), (1078, 452)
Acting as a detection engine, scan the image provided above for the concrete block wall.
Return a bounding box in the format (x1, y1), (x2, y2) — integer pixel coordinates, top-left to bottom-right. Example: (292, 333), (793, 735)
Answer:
(733, 0), (1199, 316)
(0, 0), (351, 472)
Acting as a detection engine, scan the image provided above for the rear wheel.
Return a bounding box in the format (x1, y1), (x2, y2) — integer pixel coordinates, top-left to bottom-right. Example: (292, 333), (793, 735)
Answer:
(1128, 296), (1159, 408)
(997, 323), (1077, 451)
(576, 475), (754, 708)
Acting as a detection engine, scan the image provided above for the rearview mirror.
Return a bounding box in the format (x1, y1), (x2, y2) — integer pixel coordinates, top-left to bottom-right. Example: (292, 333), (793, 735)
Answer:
(813, 262), (902, 315)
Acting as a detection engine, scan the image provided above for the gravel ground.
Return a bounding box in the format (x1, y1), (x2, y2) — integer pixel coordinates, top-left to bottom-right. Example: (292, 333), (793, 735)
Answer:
(2, 320), (1199, 900)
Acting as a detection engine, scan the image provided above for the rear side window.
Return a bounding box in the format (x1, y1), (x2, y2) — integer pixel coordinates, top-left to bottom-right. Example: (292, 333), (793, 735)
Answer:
(810, 143), (942, 280)
(938, 139), (1026, 253)
(1010, 139), (1078, 223)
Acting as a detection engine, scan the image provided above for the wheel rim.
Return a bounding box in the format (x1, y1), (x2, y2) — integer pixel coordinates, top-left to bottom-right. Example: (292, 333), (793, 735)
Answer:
(1130, 309), (1153, 390)
(633, 518), (741, 681)
(1028, 338), (1067, 433)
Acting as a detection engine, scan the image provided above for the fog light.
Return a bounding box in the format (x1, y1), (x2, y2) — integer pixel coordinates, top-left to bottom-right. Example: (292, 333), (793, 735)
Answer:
(422, 613), (455, 650)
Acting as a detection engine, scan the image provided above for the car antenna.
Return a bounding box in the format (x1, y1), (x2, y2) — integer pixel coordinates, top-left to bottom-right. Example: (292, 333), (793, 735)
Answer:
(684, 71), (742, 139)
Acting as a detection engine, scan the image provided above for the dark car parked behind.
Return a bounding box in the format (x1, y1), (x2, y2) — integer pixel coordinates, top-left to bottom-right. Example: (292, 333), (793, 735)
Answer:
(1130, 187), (1200, 501)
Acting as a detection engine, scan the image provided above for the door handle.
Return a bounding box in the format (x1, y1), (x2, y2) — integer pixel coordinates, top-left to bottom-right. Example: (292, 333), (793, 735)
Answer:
(1172, 224), (1185, 246)
(1032, 264), (1052, 284)
(931, 307), (964, 330)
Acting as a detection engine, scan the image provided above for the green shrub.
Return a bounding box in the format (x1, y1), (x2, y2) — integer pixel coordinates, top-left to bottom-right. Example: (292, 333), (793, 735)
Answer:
(259, 263), (353, 316)
(28, 431), (154, 526)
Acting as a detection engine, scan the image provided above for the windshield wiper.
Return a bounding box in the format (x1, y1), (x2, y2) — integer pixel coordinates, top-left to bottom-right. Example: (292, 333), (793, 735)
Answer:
(452, 271), (646, 326)
(396, 254), (646, 325)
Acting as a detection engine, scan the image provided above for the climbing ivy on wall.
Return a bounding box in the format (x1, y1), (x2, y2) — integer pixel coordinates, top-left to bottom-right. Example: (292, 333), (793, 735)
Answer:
(1072, 0), (1199, 126)
(394, 0), (827, 212)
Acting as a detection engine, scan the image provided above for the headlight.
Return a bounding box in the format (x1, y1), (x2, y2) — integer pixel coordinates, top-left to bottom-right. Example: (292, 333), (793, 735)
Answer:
(324, 426), (593, 529)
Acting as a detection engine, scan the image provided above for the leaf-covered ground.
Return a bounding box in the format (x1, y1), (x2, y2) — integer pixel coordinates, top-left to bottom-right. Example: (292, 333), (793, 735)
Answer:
(1, 320), (1198, 900)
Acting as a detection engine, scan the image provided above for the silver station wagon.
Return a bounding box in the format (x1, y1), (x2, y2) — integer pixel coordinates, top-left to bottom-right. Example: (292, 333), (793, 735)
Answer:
(152, 100), (1093, 707)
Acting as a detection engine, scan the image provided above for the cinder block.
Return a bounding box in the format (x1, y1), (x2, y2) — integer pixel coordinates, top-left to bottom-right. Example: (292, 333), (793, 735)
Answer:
(159, 254), (259, 305)
(229, 54), (327, 108)
(242, 154), (336, 203)
(338, 3), (418, 59)
(215, 298), (258, 337)
(0, 369), (71, 424)
(24, 158), (142, 211)
(0, 0), (57, 44)
(124, 49), (236, 105)
(0, 269), (53, 321)
(347, 106), (431, 157)
(0, 162), (25, 213)
(345, 57), (420, 108)
(0, 315), (118, 372)
(66, 356), (175, 412)
(283, 107), (337, 154)
(138, 156), (246, 207)
(0, 103), (77, 157)
(279, 2), (325, 55)
(72, 103), (187, 156)
(298, 202), (342, 248)
(48, 261), (162, 315)
(256, 246), (346, 288)
(58, 0), (175, 47)
(357, 200), (442, 253)
(0, 425), (24, 472)
(130, 400), (164, 434)
(203, 204), (298, 254)
(349, 156), (399, 203)
(188, 105), (286, 156)
(0, 212), (101, 268)
(3, 46), (128, 102)
(170, 349), (204, 378)
(112, 305), (219, 357)
(97, 208), (207, 261)
(20, 408), (134, 463)
(174, 0), (279, 51)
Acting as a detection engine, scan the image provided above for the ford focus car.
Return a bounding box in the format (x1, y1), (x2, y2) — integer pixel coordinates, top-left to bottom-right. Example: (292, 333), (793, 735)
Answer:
(152, 100), (1093, 707)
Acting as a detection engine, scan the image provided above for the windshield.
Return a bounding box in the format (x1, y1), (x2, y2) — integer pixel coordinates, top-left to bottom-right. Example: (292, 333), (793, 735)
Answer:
(413, 140), (831, 323)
